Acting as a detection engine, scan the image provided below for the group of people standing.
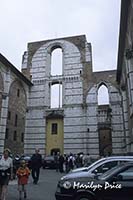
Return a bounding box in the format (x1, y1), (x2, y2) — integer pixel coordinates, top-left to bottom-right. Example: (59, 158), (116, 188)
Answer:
(55, 152), (92, 173)
(0, 148), (91, 200)
(0, 148), (42, 200)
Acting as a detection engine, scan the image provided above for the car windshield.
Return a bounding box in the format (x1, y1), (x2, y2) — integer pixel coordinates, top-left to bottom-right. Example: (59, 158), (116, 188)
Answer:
(45, 156), (54, 160)
(98, 165), (124, 180)
(83, 158), (106, 171)
(21, 155), (31, 160)
(84, 157), (133, 172)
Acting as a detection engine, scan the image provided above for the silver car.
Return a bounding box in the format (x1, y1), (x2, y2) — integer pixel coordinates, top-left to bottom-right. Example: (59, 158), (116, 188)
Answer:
(61, 156), (133, 180)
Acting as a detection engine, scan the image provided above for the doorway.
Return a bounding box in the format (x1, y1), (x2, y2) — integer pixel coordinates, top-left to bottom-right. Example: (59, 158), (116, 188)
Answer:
(99, 128), (112, 156)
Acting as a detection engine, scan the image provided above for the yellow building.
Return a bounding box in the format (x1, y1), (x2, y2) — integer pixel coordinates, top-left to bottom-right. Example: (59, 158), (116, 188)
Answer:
(46, 111), (64, 155)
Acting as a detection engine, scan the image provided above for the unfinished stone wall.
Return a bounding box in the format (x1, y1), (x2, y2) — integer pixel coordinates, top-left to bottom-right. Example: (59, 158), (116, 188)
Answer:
(86, 70), (125, 156)
(22, 35), (92, 154)
(0, 61), (29, 154)
(22, 35), (125, 156)
(4, 80), (27, 154)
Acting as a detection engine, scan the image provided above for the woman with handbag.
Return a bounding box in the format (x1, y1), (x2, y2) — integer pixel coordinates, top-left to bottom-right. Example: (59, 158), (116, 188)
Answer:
(0, 148), (13, 200)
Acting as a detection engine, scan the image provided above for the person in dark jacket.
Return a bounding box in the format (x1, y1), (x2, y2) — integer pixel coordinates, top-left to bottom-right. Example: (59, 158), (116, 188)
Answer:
(54, 152), (60, 172)
(31, 149), (42, 184)
(59, 155), (64, 173)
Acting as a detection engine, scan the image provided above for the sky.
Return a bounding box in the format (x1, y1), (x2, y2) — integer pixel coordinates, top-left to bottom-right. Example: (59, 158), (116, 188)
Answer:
(0, 0), (121, 72)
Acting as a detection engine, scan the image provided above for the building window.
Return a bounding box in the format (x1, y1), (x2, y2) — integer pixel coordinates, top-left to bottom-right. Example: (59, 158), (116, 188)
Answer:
(98, 84), (109, 105)
(5, 128), (8, 139)
(51, 83), (62, 108)
(51, 48), (62, 75)
(17, 89), (20, 97)
(21, 133), (24, 142)
(51, 123), (58, 134)
(8, 111), (11, 120)
(13, 131), (17, 141)
(15, 114), (18, 126)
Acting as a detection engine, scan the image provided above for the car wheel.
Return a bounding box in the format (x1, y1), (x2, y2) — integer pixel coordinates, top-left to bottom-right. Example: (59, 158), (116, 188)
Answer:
(75, 194), (94, 200)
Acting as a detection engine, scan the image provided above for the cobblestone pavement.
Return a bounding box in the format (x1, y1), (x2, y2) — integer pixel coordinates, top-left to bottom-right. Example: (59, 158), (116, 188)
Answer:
(7, 169), (65, 200)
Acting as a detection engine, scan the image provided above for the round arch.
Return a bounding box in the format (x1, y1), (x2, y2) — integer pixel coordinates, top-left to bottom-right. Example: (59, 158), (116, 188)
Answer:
(5, 79), (27, 155)
(9, 79), (27, 100)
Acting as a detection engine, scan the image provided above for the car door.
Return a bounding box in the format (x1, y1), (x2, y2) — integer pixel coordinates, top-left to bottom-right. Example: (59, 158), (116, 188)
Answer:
(91, 161), (118, 176)
(103, 166), (133, 200)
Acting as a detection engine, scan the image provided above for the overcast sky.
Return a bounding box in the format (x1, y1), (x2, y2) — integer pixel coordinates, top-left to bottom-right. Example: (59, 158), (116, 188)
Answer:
(0, 0), (121, 72)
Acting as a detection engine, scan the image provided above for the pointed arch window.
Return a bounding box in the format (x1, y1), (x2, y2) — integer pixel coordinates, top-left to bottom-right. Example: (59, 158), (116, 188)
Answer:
(51, 48), (62, 75)
(98, 84), (109, 105)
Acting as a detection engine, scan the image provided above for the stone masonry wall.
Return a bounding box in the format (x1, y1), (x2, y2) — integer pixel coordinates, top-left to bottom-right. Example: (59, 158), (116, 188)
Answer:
(22, 35), (92, 154)
(22, 35), (125, 157)
(0, 61), (29, 154)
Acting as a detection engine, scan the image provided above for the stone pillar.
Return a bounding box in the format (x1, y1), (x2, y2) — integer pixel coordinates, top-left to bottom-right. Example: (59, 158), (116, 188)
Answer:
(0, 94), (9, 153)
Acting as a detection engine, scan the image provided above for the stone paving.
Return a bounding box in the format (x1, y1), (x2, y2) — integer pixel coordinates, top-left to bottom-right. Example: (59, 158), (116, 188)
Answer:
(7, 169), (65, 200)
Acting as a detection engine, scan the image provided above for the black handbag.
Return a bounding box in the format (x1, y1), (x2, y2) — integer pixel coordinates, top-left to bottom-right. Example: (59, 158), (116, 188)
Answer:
(0, 168), (10, 177)
(0, 170), (6, 177)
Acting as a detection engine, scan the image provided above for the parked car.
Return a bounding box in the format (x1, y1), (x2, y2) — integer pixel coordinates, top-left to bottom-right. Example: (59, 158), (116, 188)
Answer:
(55, 156), (133, 199)
(69, 156), (133, 175)
(55, 162), (133, 200)
(42, 155), (56, 169)
(61, 156), (133, 180)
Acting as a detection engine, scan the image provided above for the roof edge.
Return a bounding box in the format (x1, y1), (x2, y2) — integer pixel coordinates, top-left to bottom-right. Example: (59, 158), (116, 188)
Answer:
(0, 53), (33, 86)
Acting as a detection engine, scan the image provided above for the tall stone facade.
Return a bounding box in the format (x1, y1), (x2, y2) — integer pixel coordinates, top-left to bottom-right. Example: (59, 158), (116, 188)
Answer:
(1, 1), (133, 157)
(22, 35), (125, 157)
(87, 70), (125, 156)
(117, 0), (133, 154)
(0, 54), (32, 154)
(2, 2), (133, 157)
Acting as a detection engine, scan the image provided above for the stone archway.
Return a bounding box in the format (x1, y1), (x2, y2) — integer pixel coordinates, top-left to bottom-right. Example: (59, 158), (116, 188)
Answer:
(5, 80), (27, 154)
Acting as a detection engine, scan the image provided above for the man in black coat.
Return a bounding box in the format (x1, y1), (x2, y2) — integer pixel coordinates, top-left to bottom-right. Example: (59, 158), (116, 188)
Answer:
(31, 149), (42, 184)
(59, 155), (64, 173)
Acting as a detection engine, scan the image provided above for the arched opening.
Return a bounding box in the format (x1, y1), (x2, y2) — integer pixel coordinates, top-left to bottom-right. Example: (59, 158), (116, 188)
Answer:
(51, 48), (62, 75)
(51, 148), (60, 156)
(5, 80), (27, 154)
(97, 84), (112, 156)
(50, 83), (62, 108)
(98, 84), (109, 105)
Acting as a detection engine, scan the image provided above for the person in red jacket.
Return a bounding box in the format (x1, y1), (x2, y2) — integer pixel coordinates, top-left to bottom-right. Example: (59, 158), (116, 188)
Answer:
(16, 160), (30, 200)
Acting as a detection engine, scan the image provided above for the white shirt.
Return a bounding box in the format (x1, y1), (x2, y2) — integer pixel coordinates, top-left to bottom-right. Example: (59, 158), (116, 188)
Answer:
(0, 155), (13, 170)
